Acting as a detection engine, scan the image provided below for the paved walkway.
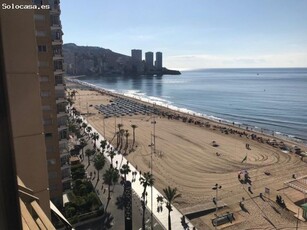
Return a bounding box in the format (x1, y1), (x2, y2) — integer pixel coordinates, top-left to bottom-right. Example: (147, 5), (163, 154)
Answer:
(70, 129), (163, 229)
(80, 115), (196, 230)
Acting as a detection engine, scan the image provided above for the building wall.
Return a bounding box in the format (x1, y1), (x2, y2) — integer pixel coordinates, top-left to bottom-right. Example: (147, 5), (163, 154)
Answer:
(145, 52), (154, 70)
(155, 52), (163, 70)
(35, 4), (63, 205)
(34, 0), (70, 205)
(131, 49), (143, 73)
(0, 0), (51, 217)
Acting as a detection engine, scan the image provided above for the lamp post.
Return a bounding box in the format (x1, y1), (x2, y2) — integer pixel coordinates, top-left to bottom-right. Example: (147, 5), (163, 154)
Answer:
(148, 135), (154, 230)
(212, 183), (222, 215)
(212, 183), (222, 229)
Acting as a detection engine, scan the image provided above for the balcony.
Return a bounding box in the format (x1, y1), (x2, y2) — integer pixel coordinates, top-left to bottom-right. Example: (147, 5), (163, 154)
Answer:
(59, 139), (68, 146)
(61, 177), (71, 184)
(60, 150), (69, 158)
(53, 54), (63, 61)
(50, 17), (62, 30)
(61, 163), (70, 171)
(50, 3), (61, 14)
(52, 40), (63, 46)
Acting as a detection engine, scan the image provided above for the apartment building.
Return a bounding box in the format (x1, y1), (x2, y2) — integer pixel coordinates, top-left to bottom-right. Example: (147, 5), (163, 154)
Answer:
(33, 0), (70, 206)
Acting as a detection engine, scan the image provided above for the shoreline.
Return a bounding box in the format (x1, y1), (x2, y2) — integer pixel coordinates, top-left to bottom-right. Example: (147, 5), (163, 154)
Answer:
(66, 76), (307, 150)
(66, 78), (307, 229)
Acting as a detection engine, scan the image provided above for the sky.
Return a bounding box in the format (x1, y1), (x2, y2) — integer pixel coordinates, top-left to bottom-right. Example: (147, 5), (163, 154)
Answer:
(61, 0), (307, 70)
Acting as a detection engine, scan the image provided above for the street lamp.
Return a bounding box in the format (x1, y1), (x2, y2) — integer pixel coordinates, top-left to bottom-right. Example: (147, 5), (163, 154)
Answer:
(148, 138), (154, 230)
(212, 183), (222, 215)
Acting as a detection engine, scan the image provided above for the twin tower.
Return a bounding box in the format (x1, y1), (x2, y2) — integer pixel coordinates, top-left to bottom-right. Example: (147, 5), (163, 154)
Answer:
(131, 49), (162, 74)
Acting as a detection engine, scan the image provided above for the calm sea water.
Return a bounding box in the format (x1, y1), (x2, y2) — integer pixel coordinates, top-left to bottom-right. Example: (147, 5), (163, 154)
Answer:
(78, 68), (307, 142)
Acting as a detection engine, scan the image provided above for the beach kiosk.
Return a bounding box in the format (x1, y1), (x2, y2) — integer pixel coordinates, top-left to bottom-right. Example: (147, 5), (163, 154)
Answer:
(301, 203), (307, 220)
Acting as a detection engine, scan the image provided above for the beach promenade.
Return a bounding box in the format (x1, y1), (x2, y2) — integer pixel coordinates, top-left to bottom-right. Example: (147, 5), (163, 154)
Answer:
(79, 115), (196, 229)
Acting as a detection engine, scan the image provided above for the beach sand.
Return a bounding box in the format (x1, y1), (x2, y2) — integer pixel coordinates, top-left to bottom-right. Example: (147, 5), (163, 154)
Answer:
(67, 81), (307, 229)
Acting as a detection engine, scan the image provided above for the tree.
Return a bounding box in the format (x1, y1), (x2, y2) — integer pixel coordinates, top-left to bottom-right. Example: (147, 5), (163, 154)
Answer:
(131, 124), (138, 147)
(107, 151), (116, 168)
(120, 163), (131, 181)
(162, 186), (181, 230)
(76, 118), (83, 127)
(119, 129), (125, 148)
(85, 148), (95, 166)
(71, 165), (85, 180)
(92, 132), (99, 148)
(139, 172), (155, 230)
(79, 138), (87, 158)
(124, 130), (130, 151)
(103, 167), (120, 211)
(100, 140), (107, 153)
(93, 154), (105, 182)
(116, 124), (123, 147)
(86, 126), (92, 137)
(82, 122), (87, 132)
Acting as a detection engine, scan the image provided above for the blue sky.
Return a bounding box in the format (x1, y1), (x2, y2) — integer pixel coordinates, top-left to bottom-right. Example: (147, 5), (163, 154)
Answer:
(61, 0), (307, 69)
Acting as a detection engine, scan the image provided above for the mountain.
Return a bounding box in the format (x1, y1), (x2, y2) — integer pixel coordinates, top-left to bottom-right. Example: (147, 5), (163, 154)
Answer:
(63, 43), (180, 76)
(63, 43), (131, 75)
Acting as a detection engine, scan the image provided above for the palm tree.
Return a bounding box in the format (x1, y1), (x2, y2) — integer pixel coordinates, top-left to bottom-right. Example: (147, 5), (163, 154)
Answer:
(103, 167), (120, 211)
(107, 151), (116, 168)
(93, 154), (105, 182)
(82, 122), (87, 132)
(119, 129), (125, 148)
(139, 172), (155, 230)
(100, 140), (107, 153)
(76, 118), (83, 127)
(124, 130), (130, 151)
(116, 124), (123, 148)
(117, 123), (123, 132)
(79, 138), (87, 158)
(85, 148), (95, 166)
(92, 132), (99, 148)
(131, 124), (137, 147)
(162, 186), (182, 230)
(120, 163), (131, 181)
(86, 126), (92, 137)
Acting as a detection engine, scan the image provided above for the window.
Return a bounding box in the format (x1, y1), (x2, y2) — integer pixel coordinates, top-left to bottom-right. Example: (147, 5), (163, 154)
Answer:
(34, 14), (45, 21)
(38, 45), (47, 52)
(55, 90), (65, 99)
(45, 133), (53, 139)
(43, 118), (52, 125)
(36, 30), (46, 37)
(40, 75), (49, 82)
(42, 105), (51, 111)
(41, 91), (50, 97)
(48, 172), (58, 179)
(57, 116), (67, 126)
(57, 102), (66, 113)
(54, 60), (63, 70)
(55, 75), (63, 85)
(59, 129), (68, 140)
(38, 61), (49, 67)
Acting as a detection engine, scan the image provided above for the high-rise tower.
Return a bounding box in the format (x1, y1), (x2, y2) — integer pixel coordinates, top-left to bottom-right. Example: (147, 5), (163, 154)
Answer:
(33, 0), (70, 206)
(155, 52), (162, 70)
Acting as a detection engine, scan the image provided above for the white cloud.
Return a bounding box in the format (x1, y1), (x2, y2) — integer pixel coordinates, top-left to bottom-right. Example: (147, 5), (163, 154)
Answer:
(165, 53), (307, 70)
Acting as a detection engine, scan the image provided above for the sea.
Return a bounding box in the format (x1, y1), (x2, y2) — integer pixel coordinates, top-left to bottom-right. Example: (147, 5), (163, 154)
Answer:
(77, 68), (307, 144)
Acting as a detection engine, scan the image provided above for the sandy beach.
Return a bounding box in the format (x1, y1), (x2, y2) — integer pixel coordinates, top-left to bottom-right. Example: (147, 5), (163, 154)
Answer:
(67, 80), (307, 229)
